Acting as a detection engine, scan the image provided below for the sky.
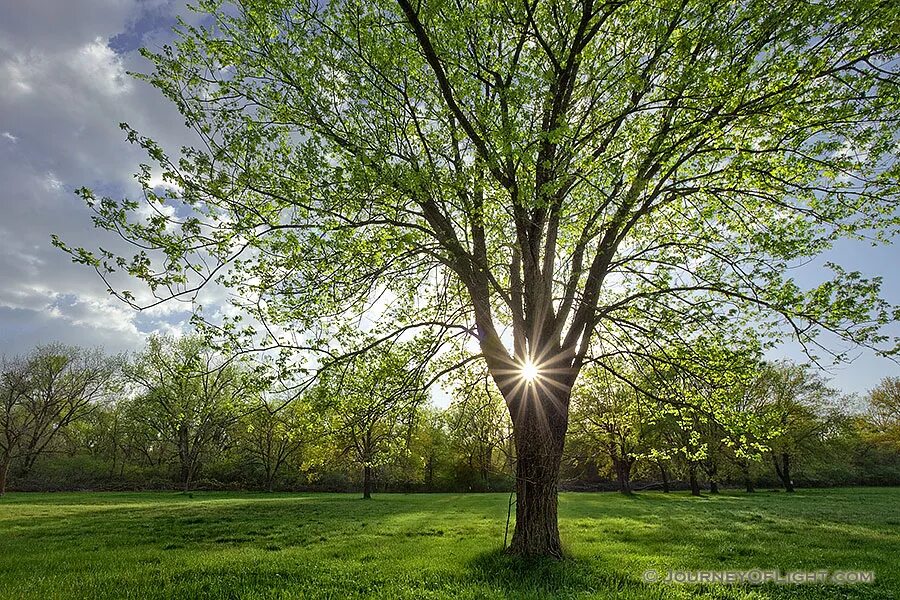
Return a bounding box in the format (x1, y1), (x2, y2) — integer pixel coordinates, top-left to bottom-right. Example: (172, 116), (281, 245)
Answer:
(0, 0), (898, 400)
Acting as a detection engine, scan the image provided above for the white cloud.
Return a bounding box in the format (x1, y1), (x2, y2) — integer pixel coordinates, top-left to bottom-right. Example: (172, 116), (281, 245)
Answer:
(70, 37), (132, 96)
(0, 54), (35, 96)
(43, 172), (63, 191)
(0, 0), (206, 357)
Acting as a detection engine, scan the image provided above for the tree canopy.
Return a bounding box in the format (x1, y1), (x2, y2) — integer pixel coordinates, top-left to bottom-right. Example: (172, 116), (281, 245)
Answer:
(56, 0), (900, 556)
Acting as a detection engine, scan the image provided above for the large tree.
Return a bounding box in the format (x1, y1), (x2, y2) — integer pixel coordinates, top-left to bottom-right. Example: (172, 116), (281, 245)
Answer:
(58, 0), (899, 555)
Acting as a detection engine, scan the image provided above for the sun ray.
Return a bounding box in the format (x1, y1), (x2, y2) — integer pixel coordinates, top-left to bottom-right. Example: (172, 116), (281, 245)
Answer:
(521, 358), (539, 383)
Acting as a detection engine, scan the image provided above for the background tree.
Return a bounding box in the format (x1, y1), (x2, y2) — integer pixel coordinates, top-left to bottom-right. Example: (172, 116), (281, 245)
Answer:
(243, 396), (313, 492)
(2, 340), (899, 493)
(0, 355), (30, 496)
(58, 0), (900, 555)
(0, 345), (118, 495)
(641, 416), (675, 493)
(118, 396), (175, 475)
(410, 406), (452, 490)
(866, 377), (900, 452)
(720, 367), (777, 493)
(314, 341), (428, 499)
(622, 335), (768, 494)
(444, 366), (514, 491)
(124, 335), (260, 492)
(759, 361), (841, 492)
(570, 365), (652, 494)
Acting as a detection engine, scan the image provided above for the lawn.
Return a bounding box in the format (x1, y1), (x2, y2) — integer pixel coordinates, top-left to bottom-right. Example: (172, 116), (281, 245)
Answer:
(0, 488), (897, 599)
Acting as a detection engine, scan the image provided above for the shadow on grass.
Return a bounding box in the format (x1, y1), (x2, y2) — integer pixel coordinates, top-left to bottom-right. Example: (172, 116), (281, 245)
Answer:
(465, 547), (894, 600)
(465, 548), (646, 598)
(3, 490), (898, 600)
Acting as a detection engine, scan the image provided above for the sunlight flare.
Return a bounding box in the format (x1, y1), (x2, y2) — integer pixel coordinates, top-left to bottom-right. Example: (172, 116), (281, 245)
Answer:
(521, 358), (540, 383)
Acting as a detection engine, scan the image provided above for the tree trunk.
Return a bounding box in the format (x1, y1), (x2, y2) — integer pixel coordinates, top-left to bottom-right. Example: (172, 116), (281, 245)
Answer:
(705, 458), (719, 494)
(742, 462), (754, 493)
(180, 460), (191, 492)
(362, 464), (372, 499)
(481, 445), (491, 483)
(183, 465), (194, 493)
(0, 453), (11, 496)
(20, 452), (37, 475)
(780, 453), (795, 492)
(688, 463), (701, 496)
(658, 461), (670, 493)
(178, 426), (192, 493)
(426, 454), (435, 490)
(772, 453), (794, 492)
(613, 457), (632, 494)
(506, 384), (569, 558)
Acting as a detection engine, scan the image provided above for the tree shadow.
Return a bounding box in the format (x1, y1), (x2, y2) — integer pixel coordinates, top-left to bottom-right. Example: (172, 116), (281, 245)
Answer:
(464, 548), (642, 598)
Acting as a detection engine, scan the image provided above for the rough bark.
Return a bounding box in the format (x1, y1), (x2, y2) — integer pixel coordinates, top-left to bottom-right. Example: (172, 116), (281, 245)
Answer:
(506, 383), (570, 558)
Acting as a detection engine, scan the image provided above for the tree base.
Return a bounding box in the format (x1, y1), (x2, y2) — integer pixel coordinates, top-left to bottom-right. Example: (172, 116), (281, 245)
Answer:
(506, 537), (564, 559)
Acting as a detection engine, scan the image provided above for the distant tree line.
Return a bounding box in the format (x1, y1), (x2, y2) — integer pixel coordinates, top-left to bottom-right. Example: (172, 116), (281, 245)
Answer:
(2, 336), (898, 497)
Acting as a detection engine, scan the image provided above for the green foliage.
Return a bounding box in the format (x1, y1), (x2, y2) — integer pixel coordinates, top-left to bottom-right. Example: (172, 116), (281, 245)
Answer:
(754, 362), (842, 475)
(442, 368), (514, 491)
(311, 339), (430, 493)
(865, 377), (900, 452)
(242, 396), (316, 490)
(569, 364), (654, 491)
(53, 0), (900, 554)
(56, 0), (900, 390)
(3, 335), (899, 494)
(0, 345), (120, 493)
(122, 335), (262, 490)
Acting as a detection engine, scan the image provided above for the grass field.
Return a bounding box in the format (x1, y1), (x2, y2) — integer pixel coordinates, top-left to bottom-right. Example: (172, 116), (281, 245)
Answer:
(0, 488), (897, 599)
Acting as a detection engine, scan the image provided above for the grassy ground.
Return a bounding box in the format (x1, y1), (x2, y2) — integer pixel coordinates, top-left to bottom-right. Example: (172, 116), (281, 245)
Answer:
(0, 488), (897, 599)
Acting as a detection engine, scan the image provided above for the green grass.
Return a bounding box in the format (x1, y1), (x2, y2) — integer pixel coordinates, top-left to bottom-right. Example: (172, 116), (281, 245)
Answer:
(1, 488), (898, 599)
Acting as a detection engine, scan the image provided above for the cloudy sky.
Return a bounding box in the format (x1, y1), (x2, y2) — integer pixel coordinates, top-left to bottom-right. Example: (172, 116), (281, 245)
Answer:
(1, 0), (898, 398)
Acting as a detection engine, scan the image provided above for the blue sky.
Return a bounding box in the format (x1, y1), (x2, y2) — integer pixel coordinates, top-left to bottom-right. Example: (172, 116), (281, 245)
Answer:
(0, 0), (897, 401)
